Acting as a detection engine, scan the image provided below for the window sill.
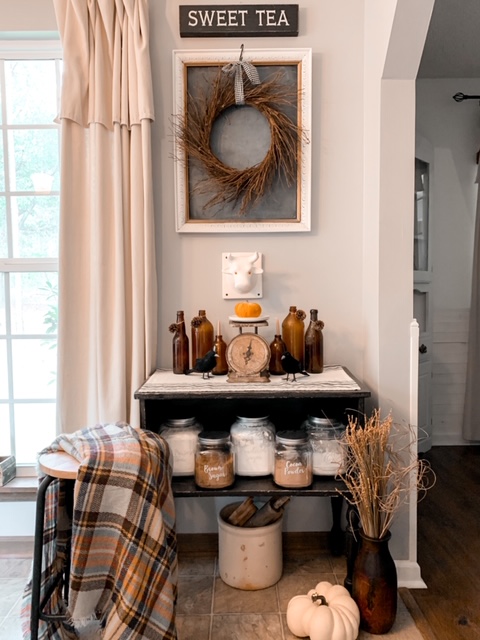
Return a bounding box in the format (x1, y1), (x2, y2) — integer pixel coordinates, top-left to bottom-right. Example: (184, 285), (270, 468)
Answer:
(0, 477), (38, 502)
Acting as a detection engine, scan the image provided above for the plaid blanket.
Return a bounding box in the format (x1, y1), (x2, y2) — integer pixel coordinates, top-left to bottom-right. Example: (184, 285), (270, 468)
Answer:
(21, 423), (177, 639)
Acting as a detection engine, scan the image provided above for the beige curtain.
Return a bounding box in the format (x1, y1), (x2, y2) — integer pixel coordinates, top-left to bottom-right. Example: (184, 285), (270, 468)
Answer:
(463, 166), (480, 441)
(53, 0), (157, 431)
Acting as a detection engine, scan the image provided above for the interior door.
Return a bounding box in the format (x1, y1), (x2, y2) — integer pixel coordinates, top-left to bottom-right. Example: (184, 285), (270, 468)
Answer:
(414, 137), (433, 452)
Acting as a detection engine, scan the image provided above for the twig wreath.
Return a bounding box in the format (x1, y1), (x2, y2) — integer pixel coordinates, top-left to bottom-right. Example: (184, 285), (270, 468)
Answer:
(175, 66), (306, 216)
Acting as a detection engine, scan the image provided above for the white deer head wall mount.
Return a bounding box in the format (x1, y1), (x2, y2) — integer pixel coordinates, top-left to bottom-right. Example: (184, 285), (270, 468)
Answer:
(222, 252), (263, 299)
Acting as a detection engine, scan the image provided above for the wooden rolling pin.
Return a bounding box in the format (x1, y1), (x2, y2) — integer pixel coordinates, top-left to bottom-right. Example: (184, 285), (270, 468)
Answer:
(243, 496), (291, 527)
(226, 496), (258, 526)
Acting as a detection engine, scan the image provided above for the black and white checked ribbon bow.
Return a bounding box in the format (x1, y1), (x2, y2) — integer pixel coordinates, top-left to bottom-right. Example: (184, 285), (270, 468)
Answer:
(222, 60), (261, 105)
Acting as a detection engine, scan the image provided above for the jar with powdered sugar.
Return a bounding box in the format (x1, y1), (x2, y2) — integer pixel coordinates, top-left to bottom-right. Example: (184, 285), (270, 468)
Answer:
(159, 417), (202, 476)
(230, 416), (276, 477)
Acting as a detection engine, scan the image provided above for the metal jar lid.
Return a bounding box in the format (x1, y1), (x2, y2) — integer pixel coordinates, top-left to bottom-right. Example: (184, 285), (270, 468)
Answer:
(198, 431), (231, 445)
(276, 430), (309, 445)
(163, 417), (199, 428)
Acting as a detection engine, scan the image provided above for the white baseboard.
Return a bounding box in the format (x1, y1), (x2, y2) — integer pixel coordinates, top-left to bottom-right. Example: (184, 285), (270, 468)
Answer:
(395, 560), (427, 589)
(432, 434), (477, 446)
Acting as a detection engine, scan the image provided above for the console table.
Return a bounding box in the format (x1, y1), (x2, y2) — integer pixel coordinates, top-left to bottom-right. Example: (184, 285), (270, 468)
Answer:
(134, 365), (370, 586)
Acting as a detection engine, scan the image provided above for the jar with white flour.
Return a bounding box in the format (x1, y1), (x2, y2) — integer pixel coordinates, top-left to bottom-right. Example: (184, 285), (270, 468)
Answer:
(302, 416), (346, 476)
(159, 417), (202, 476)
(230, 416), (276, 476)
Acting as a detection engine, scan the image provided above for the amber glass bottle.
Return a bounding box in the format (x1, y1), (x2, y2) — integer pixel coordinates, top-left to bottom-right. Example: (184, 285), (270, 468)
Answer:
(269, 334), (286, 375)
(282, 306), (306, 368)
(171, 310), (189, 374)
(305, 309), (324, 374)
(212, 334), (228, 375)
(191, 310), (214, 363)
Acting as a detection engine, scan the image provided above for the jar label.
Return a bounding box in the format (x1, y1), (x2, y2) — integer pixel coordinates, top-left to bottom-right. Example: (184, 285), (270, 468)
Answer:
(195, 451), (234, 488)
(274, 458), (312, 488)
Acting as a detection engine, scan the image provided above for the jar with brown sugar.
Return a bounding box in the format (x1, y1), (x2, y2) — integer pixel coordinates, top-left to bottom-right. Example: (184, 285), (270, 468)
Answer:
(195, 431), (234, 489)
(274, 430), (312, 488)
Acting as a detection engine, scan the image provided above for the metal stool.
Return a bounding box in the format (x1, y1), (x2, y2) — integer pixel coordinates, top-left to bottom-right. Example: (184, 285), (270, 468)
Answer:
(30, 451), (80, 640)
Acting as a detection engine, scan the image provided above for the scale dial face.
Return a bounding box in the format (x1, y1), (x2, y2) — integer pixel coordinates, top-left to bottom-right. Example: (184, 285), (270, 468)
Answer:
(226, 333), (270, 377)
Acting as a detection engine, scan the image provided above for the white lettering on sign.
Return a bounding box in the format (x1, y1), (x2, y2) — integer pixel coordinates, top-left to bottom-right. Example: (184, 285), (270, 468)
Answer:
(188, 9), (249, 28)
(187, 8), (289, 28)
(255, 9), (290, 27)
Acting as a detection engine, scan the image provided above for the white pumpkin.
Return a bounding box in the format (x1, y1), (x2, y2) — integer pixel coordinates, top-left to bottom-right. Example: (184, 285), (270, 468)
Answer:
(286, 581), (360, 640)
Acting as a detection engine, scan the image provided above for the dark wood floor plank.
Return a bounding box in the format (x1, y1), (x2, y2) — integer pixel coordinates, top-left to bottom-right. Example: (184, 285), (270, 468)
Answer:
(408, 446), (480, 640)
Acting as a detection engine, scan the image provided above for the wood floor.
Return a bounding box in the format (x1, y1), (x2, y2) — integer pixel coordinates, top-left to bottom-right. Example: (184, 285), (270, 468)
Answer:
(406, 445), (480, 640)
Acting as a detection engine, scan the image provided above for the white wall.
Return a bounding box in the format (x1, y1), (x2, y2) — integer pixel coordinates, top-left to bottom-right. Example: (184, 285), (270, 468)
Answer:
(0, 0), (434, 586)
(416, 79), (480, 444)
(155, 1), (366, 373)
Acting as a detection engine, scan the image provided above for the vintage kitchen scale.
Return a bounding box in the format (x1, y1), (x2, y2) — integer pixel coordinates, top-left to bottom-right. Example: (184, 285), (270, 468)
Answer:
(226, 317), (271, 383)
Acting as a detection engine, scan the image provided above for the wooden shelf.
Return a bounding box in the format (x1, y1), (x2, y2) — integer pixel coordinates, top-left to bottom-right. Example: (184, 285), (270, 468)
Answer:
(172, 475), (348, 498)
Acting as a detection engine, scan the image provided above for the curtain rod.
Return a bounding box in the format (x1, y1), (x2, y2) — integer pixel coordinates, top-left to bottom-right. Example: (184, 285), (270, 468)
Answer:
(453, 92), (480, 102)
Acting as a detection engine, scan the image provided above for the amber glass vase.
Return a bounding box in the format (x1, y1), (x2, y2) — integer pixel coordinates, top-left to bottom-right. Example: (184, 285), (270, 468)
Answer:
(269, 335), (286, 375)
(171, 310), (189, 374)
(352, 530), (397, 634)
(191, 310), (214, 363)
(212, 334), (228, 375)
(305, 309), (324, 373)
(281, 306), (306, 368)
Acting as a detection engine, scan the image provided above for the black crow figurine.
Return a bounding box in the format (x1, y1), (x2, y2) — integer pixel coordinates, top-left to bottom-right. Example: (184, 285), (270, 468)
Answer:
(186, 349), (219, 379)
(281, 351), (310, 382)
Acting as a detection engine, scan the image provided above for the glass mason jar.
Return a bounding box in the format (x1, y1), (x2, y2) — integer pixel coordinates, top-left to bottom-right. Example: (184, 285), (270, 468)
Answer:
(302, 416), (346, 476)
(230, 416), (276, 476)
(274, 430), (312, 488)
(195, 431), (235, 489)
(160, 417), (202, 476)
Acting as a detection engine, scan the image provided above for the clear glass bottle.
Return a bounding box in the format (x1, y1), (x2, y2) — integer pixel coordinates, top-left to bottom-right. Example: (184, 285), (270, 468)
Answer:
(212, 334), (228, 375)
(230, 416), (276, 476)
(269, 334), (286, 375)
(191, 310), (214, 363)
(160, 417), (202, 476)
(195, 431), (234, 489)
(274, 430), (312, 488)
(282, 306), (306, 368)
(305, 309), (324, 374)
(170, 310), (190, 374)
(301, 416), (346, 476)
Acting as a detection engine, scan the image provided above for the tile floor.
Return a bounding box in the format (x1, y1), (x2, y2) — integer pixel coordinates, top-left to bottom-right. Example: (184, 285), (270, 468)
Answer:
(0, 540), (424, 640)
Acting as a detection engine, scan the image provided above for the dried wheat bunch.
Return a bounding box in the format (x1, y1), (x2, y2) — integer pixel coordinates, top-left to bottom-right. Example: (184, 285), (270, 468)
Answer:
(339, 410), (434, 540)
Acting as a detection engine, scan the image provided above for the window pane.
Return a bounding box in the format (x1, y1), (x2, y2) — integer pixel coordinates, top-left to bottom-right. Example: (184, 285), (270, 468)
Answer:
(11, 195), (59, 258)
(8, 129), (60, 192)
(14, 403), (56, 463)
(0, 405), (11, 455)
(0, 273), (5, 333)
(12, 338), (56, 398)
(0, 197), (6, 257)
(10, 272), (58, 334)
(0, 142), (4, 191)
(5, 60), (57, 125)
(0, 339), (7, 398)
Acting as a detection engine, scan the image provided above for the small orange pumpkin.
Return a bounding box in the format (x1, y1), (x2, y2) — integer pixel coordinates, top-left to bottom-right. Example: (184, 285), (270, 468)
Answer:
(235, 301), (262, 318)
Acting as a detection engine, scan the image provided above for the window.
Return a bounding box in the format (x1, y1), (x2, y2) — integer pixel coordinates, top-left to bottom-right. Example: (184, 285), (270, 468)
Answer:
(0, 42), (62, 466)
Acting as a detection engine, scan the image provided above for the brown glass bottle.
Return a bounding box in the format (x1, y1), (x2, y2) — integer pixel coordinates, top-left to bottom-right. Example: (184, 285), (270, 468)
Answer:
(269, 334), (286, 375)
(191, 310), (214, 363)
(282, 306), (306, 368)
(171, 310), (189, 374)
(305, 309), (324, 374)
(212, 334), (228, 375)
